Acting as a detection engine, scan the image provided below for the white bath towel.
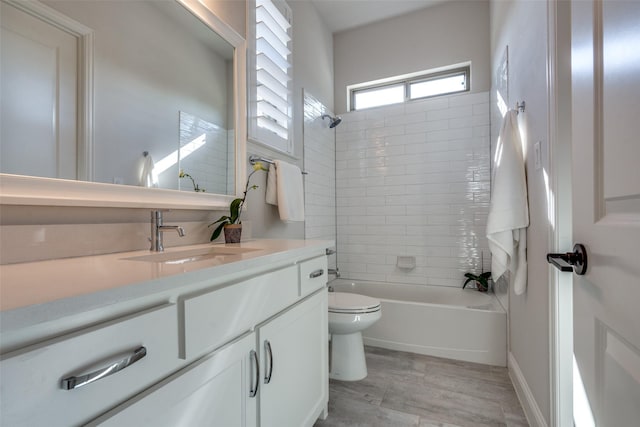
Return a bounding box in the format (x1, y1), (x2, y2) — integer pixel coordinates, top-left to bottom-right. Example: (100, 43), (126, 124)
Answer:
(138, 154), (157, 188)
(486, 110), (529, 295)
(265, 160), (305, 222)
(266, 163), (278, 206)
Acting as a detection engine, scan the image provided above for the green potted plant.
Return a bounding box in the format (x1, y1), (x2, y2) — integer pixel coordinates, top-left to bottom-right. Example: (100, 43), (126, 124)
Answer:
(209, 162), (267, 243)
(462, 271), (492, 292)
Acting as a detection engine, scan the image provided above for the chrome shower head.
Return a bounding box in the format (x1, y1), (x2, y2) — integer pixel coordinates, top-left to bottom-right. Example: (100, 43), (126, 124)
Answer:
(321, 114), (342, 129)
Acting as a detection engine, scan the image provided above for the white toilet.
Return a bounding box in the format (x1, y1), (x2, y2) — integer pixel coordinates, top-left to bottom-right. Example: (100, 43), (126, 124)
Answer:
(328, 292), (382, 381)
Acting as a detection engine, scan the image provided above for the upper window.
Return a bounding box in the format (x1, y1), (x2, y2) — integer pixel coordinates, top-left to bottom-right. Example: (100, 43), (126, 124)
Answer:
(248, 0), (293, 154)
(349, 66), (470, 111)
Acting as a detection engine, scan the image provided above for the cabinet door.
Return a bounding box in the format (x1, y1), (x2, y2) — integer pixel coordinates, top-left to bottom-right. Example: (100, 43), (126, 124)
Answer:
(258, 290), (328, 427)
(88, 333), (258, 427)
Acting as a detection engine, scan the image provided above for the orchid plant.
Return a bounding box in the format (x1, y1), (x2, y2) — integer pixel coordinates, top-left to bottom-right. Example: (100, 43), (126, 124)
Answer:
(179, 170), (205, 192)
(209, 162), (268, 241)
(462, 271), (492, 292)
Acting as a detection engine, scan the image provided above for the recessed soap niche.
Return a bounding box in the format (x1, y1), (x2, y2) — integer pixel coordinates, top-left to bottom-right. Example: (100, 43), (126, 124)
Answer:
(396, 256), (416, 270)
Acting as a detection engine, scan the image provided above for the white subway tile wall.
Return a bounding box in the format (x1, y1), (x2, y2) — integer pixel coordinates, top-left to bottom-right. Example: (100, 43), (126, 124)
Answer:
(336, 91), (491, 287)
(303, 92), (337, 271)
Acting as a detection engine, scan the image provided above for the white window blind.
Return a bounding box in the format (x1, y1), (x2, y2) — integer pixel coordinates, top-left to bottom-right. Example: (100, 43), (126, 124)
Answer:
(249, 0), (292, 153)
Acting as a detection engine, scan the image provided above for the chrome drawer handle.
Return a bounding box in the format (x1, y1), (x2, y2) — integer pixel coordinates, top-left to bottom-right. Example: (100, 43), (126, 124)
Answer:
(309, 269), (324, 279)
(61, 346), (147, 390)
(264, 340), (273, 384)
(249, 350), (259, 398)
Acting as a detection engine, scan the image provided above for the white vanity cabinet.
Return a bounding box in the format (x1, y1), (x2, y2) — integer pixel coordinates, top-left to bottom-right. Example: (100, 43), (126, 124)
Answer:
(90, 289), (328, 427)
(90, 257), (328, 427)
(0, 244), (330, 427)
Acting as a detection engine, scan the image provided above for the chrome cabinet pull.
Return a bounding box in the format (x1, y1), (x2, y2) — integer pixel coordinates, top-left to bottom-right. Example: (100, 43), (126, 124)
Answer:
(309, 269), (324, 279)
(61, 346), (147, 390)
(264, 340), (273, 384)
(249, 350), (259, 398)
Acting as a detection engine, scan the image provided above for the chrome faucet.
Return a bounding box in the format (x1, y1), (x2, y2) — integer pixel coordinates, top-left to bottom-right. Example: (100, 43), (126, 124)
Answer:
(150, 210), (185, 252)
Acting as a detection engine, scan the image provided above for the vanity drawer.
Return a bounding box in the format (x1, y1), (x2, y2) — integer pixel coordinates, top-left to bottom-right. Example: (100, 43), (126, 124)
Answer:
(299, 256), (328, 297)
(0, 304), (179, 427)
(181, 265), (298, 359)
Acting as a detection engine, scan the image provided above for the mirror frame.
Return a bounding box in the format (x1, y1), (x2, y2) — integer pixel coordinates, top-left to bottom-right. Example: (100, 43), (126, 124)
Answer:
(0, 0), (247, 210)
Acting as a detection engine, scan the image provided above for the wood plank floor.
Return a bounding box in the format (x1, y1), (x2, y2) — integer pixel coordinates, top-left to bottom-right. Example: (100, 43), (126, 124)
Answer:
(314, 346), (529, 427)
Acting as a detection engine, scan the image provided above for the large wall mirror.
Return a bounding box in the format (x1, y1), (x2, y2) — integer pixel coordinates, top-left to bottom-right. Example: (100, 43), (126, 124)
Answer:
(0, 0), (246, 209)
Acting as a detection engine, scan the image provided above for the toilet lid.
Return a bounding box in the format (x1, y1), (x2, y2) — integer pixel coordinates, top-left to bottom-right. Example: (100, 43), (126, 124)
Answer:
(328, 292), (381, 313)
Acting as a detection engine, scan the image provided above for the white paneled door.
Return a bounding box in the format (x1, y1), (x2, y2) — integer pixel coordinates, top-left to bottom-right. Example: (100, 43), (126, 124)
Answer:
(571, 0), (640, 425)
(0, 1), (78, 179)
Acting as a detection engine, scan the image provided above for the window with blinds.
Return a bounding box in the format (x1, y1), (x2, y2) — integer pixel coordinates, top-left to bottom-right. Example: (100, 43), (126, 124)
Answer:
(248, 0), (292, 154)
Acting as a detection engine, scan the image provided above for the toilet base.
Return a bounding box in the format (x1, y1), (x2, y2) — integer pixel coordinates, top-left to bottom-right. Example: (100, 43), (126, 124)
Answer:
(329, 332), (367, 381)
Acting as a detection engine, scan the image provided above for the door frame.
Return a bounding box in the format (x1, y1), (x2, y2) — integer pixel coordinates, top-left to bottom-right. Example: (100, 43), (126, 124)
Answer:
(3, 0), (94, 180)
(547, 0), (574, 425)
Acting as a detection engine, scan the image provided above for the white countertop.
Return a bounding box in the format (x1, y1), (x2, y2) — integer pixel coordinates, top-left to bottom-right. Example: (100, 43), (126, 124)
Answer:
(0, 239), (331, 339)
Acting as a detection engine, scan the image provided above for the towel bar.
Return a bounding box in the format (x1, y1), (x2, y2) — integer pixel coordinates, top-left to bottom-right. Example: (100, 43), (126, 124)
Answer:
(249, 155), (307, 174)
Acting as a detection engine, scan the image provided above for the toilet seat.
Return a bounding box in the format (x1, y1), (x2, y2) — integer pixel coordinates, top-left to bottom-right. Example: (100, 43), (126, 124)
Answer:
(328, 292), (381, 314)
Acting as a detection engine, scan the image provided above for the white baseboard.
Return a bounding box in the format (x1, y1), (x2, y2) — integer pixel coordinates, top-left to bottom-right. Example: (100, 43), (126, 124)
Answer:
(508, 352), (548, 427)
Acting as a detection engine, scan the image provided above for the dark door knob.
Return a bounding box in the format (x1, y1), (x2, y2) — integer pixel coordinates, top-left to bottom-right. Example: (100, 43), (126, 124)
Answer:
(547, 243), (588, 275)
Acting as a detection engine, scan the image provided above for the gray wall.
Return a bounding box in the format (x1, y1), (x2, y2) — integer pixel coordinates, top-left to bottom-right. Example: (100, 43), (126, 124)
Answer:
(491, 0), (551, 423)
(333, 0), (490, 114)
(203, 0), (246, 37)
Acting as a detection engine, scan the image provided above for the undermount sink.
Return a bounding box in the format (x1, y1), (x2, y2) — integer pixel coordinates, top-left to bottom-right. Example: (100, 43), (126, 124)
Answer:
(123, 246), (261, 265)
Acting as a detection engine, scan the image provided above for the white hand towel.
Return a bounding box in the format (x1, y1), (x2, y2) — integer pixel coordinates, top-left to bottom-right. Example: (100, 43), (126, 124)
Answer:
(266, 163), (278, 206)
(138, 154), (157, 188)
(272, 160), (305, 222)
(486, 110), (529, 295)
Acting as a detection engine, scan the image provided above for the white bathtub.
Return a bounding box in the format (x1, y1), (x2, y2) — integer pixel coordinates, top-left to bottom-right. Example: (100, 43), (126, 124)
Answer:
(329, 279), (507, 366)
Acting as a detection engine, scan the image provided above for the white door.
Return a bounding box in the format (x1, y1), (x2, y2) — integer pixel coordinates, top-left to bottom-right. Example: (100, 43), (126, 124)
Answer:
(571, 0), (640, 425)
(0, 1), (78, 179)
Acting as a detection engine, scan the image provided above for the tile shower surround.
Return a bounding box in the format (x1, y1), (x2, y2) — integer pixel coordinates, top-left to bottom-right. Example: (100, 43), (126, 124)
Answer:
(335, 92), (491, 288)
(303, 92), (338, 271)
